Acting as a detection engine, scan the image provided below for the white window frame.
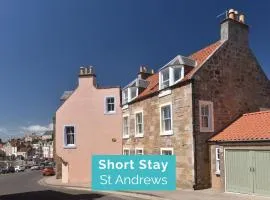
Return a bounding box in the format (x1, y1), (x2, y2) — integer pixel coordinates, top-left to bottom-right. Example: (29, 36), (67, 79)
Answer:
(129, 87), (138, 101)
(135, 147), (144, 155)
(122, 89), (128, 105)
(123, 148), (130, 155)
(135, 111), (144, 137)
(63, 125), (76, 148)
(104, 96), (116, 114)
(199, 100), (214, 132)
(160, 103), (173, 136)
(122, 115), (129, 139)
(159, 68), (170, 90)
(215, 147), (221, 175)
(172, 66), (184, 83)
(160, 147), (174, 155)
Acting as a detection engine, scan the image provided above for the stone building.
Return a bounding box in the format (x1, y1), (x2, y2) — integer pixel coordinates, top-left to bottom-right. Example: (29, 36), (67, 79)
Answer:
(122, 9), (270, 189)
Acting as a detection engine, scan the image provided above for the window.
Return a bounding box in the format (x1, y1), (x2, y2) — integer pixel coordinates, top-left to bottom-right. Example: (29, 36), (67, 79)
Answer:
(105, 97), (115, 114)
(173, 67), (183, 82)
(160, 104), (173, 135)
(135, 148), (144, 155)
(123, 116), (129, 138)
(123, 148), (130, 155)
(130, 87), (138, 100)
(64, 126), (75, 147)
(160, 148), (173, 155)
(160, 68), (170, 89)
(199, 100), (214, 132)
(215, 147), (220, 175)
(135, 112), (143, 137)
(122, 89), (128, 104)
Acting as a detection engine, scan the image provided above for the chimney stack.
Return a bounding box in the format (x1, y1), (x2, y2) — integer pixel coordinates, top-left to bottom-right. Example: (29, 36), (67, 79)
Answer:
(79, 66), (95, 77)
(138, 65), (154, 80)
(220, 9), (249, 46)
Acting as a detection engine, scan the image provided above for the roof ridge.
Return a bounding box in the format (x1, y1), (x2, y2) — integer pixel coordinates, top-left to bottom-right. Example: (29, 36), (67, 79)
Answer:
(243, 110), (270, 116)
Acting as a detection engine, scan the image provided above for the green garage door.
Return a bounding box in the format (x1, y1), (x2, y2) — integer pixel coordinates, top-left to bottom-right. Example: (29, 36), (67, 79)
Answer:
(225, 150), (270, 196)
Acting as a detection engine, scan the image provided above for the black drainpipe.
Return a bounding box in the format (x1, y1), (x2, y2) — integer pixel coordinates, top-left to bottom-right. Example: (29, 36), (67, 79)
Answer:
(191, 78), (198, 190)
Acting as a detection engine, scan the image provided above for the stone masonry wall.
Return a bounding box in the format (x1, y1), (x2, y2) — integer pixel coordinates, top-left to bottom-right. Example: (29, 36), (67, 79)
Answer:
(123, 83), (194, 189)
(193, 40), (270, 189)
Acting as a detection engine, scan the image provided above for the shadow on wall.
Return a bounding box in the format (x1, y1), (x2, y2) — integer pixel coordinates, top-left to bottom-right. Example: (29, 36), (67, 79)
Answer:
(0, 190), (105, 200)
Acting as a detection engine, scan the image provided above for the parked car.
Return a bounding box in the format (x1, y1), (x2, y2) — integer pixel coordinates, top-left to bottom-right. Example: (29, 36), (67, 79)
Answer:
(30, 165), (39, 170)
(0, 167), (3, 174)
(1, 167), (8, 174)
(15, 165), (25, 172)
(42, 167), (55, 176)
(7, 166), (15, 173)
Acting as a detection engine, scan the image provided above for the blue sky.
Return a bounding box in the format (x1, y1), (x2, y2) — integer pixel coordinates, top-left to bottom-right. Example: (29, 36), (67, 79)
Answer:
(0, 0), (269, 140)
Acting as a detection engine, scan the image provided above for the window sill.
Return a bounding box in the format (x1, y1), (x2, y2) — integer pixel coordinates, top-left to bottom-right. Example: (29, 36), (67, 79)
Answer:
(104, 111), (116, 115)
(63, 145), (77, 149)
(122, 135), (130, 139)
(122, 105), (128, 110)
(160, 131), (173, 136)
(158, 89), (172, 98)
(215, 171), (220, 176)
(200, 128), (214, 133)
(134, 134), (144, 138)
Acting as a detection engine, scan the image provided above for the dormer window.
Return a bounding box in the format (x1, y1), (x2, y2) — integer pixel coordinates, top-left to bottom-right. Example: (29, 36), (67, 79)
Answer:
(159, 55), (196, 90)
(160, 68), (170, 89)
(159, 66), (184, 90)
(122, 87), (138, 105)
(130, 87), (138, 100)
(122, 89), (128, 104)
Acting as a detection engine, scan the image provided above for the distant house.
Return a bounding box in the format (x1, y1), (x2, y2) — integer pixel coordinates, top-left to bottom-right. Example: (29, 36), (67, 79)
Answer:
(42, 131), (53, 141)
(3, 142), (17, 157)
(42, 141), (53, 159)
(55, 66), (122, 184)
(17, 147), (28, 159)
(24, 135), (33, 142)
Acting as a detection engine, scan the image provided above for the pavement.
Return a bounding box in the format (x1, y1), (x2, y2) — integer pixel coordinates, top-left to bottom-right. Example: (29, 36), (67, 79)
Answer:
(0, 170), (142, 200)
(40, 175), (270, 200)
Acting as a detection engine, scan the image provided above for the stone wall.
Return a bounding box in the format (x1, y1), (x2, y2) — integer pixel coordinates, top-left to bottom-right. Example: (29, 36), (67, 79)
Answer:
(123, 83), (195, 188)
(193, 40), (270, 189)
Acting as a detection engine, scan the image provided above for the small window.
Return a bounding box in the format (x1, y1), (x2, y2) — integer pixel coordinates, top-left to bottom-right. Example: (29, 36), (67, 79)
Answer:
(215, 147), (221, 175)
(160, 148), (173, 155)
(130, 87), (138, 100)
(160, 104), (172, 135)
(199, 101), (214, 132)
(64, 126), (75, 147)
(160, 69), (170, 89)
(135, 148), (144, 155)
(123, 148), (130, 155)
(173, 67), (184, 82)
(123, 116), (129, 138)
(122, 90), (128, 105)
(105, 97), (115, 114)
(135, 112), (143, 137)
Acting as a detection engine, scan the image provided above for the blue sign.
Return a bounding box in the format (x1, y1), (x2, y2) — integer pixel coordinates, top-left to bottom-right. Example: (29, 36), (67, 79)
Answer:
(92, 155), (176, 191)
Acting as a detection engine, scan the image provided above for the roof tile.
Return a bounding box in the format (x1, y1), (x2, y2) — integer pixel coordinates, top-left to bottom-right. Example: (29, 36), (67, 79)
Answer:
(135, 40), (224, 100)
(210, 110), (270, 142)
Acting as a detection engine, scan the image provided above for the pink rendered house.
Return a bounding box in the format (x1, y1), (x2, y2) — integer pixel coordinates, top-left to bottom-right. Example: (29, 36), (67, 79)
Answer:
(55, 66), (122, 184)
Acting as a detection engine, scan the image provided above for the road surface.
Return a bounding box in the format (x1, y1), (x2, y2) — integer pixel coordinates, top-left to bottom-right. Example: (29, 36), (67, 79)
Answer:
(0, 170), (142, 200)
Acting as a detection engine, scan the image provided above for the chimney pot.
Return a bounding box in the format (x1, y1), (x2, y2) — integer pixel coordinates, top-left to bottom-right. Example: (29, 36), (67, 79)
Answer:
(228, 9), (235, 20)
(239, 14), (245, 23)
(140, 66), (143, 73)
(80, 67), (84, 75)
(143, 66), (147, 72)
(151, 69), (154, 74)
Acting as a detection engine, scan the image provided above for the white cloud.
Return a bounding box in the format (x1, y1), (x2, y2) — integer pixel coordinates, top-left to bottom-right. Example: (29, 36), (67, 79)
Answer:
(21, 123), (53, 134)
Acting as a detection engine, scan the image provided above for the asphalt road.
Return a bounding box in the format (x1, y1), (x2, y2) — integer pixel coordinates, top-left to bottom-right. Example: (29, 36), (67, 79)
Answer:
(0, 170), (142, 200)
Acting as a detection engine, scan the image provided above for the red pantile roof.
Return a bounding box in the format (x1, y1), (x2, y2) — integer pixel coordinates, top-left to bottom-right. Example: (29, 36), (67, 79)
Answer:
(135, 40), (224, 100)
(210, 111), (270, 142)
